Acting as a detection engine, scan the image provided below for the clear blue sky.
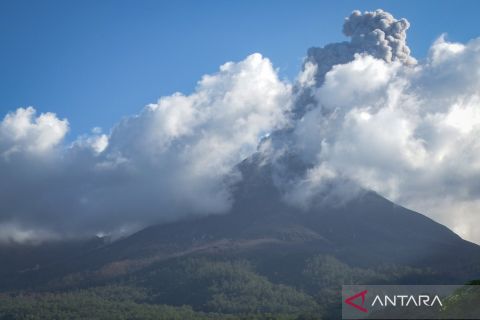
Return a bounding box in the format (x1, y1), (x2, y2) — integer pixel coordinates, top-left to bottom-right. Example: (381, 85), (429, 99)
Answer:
(2, 0), (479, 139)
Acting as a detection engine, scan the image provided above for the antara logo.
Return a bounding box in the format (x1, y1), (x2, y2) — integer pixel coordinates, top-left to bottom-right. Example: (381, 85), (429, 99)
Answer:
(344, 290), (369, 313)
(344, 290), (443, 313)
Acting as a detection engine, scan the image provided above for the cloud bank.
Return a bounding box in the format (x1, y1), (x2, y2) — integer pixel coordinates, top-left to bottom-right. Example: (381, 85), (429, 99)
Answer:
(0, 54), (291, 241)
(289, 34), (480, 243)
(2, 9), (480, 244)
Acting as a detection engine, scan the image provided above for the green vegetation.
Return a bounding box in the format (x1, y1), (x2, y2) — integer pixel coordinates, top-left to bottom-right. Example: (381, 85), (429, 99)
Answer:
(440, 280), (480, 318)
(0, 255), (438, 319)
(0, 288), (208, 320)
(139, 258), (318, 315)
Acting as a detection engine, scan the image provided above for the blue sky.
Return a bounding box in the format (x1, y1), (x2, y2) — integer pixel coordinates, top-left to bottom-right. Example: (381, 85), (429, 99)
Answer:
(1, 0), (479, 139)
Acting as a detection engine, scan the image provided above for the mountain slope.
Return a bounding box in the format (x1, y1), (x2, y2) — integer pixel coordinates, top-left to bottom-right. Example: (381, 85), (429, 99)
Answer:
(91, 154), (480, 278)
(4, 153), (479, 292)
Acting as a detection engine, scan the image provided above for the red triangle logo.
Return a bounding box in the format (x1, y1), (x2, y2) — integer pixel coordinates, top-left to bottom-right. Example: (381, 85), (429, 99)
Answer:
(344, 290), (368, 313)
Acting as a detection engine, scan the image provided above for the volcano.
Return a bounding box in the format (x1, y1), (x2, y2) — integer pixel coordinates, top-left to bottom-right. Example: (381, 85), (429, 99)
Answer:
(3, 154), (480, 290)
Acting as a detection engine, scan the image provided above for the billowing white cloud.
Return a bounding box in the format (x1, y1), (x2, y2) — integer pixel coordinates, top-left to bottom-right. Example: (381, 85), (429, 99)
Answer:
(0, 53), (291, 239)
(289, 34), (480, 243)
(0, 107), (68, 157)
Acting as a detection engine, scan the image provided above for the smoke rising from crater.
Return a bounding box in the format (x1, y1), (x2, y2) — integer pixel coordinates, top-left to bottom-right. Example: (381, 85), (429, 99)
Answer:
(306, 9), (415, 87)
